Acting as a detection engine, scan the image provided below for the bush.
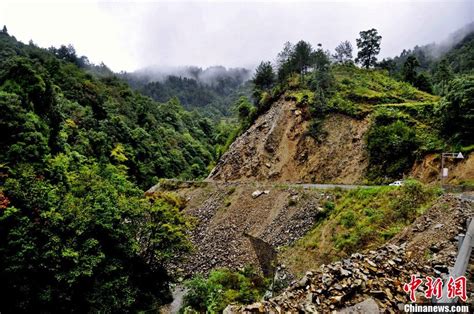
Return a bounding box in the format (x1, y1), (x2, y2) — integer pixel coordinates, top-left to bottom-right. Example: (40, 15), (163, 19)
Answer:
(367, 112), (420, 182)
(392, 179), (440, 221)
(182, 268), (267, 313)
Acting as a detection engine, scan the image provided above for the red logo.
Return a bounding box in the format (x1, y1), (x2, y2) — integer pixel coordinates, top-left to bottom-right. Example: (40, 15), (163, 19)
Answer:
(403, 275), (467, 302)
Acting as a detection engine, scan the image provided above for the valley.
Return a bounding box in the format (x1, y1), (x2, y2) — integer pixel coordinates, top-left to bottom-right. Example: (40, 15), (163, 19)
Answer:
(0, 5), (473, 313)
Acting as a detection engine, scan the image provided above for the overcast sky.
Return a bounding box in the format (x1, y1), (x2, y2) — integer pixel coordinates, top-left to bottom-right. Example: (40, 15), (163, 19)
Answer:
(0, 0), (472, 72)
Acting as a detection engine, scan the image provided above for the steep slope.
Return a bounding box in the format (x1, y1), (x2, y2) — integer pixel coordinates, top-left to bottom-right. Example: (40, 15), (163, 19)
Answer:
(158, 181), (333, 276)
(208, 98), (370, 184)
(208, 66), (472, 185)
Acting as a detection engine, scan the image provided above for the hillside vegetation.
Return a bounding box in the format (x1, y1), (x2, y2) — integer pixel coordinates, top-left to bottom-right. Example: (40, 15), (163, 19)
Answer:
(0, 23), (473, 313)
(0, 29), (239, 312)
(226, 31), (473, 184)
(123, 66), (252, 120)
(281, 181), (441, 276)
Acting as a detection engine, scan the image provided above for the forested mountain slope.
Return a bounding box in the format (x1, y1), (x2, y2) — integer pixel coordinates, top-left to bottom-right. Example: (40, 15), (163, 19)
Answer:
(123, 66), (252, 120)
(0, 29), (234, 312)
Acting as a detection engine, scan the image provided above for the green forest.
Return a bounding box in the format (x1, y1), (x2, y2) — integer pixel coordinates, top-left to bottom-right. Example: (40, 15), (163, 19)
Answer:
(123, 66), (252, 120)
(0, 19), (473, 313)
(0, 28), (236, 312)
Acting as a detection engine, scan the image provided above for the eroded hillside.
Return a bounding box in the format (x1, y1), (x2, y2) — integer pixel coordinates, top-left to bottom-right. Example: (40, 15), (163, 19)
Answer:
(208, 66), (473, 185)
(208, 98), (370, 184)
(153, 181), (336, 276)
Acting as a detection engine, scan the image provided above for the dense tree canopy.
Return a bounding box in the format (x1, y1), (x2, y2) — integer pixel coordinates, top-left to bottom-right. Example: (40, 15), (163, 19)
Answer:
(437, 75), (474, 144)
(0, 29), (236, 312)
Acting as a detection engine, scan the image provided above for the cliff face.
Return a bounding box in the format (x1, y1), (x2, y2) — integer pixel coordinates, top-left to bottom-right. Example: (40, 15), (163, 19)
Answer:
(208, 97), (370, 184)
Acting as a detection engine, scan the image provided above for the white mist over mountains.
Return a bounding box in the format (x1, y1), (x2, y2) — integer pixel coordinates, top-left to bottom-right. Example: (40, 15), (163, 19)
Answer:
(1, 0), (472, 73)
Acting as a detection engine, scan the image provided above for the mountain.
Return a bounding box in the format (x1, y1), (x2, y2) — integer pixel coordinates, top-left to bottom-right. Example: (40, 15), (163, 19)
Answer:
(122, 66), (252, 120)
(1, 23), (473, 313)
(386, 22), (474, 77)
(153, 33), (474, 312)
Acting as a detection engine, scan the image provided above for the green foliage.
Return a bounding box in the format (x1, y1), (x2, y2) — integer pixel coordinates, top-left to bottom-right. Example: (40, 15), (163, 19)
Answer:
(0, 32), (231, 189)
(0, 163), (191, 312)
(332, 182), (438, 252)
(332, 65), (436, 108)
(124, 68), (251, 121)
(0, 29), (209, 312)
(436, 75), (474, 145)
(253, 61), (275, 90)
(402, 55), (420, 85)
(392, 179), (440, 221)
(367, 116), (420, 181)
(356, 28), (382, 68)
(182, 267), (266, 313)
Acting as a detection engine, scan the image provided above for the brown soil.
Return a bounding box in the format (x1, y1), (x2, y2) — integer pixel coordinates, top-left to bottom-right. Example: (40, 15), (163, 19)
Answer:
(208, 96), (473, 185)
(412, 153), (474, 184)
(208, 98), (370, 184)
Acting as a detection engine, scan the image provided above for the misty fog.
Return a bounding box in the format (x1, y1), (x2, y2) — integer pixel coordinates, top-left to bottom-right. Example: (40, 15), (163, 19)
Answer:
(1, 0), (472, 73)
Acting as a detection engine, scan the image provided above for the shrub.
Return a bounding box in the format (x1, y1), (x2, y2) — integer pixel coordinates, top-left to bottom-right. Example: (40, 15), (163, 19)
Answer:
(182, 268), (267, 313)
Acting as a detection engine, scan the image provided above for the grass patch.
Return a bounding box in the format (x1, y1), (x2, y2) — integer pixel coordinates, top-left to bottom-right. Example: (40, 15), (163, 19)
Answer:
(280, 180), (441, 276)
(285, 89), (314, 107)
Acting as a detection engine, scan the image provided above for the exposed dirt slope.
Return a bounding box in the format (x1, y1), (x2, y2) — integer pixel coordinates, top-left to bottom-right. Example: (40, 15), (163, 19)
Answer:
(208, 98), (370, 184)
(208, 96), (472, 185)
(412, 153), (474, 184)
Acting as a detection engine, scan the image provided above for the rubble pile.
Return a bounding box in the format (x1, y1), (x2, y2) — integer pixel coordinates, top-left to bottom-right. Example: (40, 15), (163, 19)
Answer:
(229, 244), (424, 313)
(259, 190), (333, 247)
(227, 195), (473, 313)
(171, 187), (330, 276)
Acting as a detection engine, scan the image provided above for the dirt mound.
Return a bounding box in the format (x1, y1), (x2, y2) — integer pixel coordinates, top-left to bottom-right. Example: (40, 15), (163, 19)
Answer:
(229, 195), (473, 313)
(208, 98), (370, 184)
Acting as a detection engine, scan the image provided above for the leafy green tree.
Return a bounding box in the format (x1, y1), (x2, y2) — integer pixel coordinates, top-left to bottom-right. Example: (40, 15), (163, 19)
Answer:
(311, 46), (333, 91)
(377, 58), (396, 75)
(402, 55), (420, 85)
(437, 75), (474, 144)
(367, 110), (421, 181)
(433, 58), (453, 95)
(183, 268), (266, 313)
(355, 28), (382, 68)
(308, 46), (334, 139)
(253, 61), (275, 90)
(414, 72), (432, 93)
(333, 40), (353, 64)
(236, 96), (255, 123)
(276, 42), (295, 83)
(293, 40), (314, 79)
(0, 164), (191, 312)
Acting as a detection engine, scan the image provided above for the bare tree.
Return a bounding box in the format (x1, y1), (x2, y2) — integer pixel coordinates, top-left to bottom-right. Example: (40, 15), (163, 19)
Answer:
(333, 40), (353, 64)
